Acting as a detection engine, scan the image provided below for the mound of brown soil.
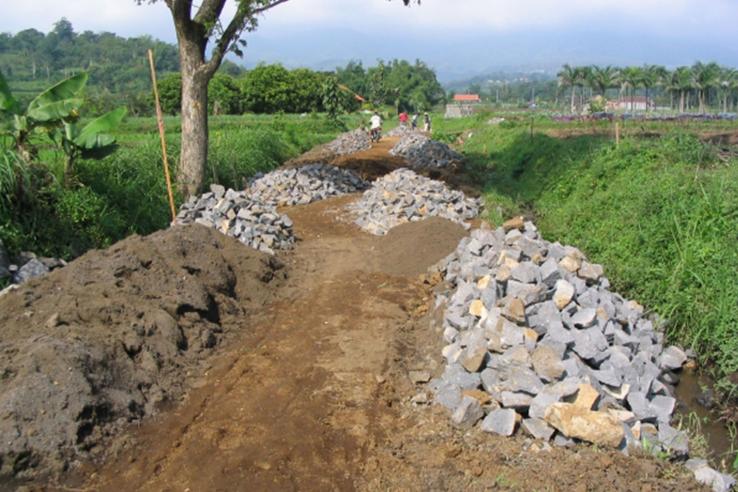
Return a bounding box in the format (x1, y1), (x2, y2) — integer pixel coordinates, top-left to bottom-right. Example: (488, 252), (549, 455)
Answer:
(0, 225), (285, 480)
(372, 217), (467, 277)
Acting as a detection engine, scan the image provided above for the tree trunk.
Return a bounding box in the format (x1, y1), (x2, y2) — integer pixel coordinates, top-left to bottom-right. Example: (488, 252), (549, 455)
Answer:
(173, 13), (214, 198)
(679, 91), (685, 113)
(570, 87), (576, 114)
(179, 59), (210, 197)
(699, 90), (705, 114)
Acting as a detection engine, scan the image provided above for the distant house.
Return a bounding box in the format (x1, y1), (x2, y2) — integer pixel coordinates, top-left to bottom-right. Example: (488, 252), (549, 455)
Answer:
(453, 94), (482, 104)
(446, 93), (482, 118)
(606, 96), (654, 112)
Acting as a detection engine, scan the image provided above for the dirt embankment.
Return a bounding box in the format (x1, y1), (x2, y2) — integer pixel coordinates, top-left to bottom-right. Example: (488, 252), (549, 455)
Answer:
(0, 225), (285, 482)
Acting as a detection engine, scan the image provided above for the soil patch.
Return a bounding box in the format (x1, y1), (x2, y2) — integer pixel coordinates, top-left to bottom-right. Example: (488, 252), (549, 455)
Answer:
(0, 225), (284, 481)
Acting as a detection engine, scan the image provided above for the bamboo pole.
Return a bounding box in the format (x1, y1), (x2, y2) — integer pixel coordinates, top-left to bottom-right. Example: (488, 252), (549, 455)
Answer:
(147, 49), (177, 222)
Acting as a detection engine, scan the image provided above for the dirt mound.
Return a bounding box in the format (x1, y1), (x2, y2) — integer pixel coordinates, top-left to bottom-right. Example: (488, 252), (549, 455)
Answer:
(372, 217), (468, 277)
(0, 225), (284, 481)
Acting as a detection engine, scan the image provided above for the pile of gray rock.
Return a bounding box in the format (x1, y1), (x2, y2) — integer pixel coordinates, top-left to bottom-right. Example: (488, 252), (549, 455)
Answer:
(386, 125), (420, 138)
(247, 164), (367, 207)
(428, 217), (734, 492)
(390, 132), (463, 169)
(0, 241), (66, 288)
(326, 129), (372, 155)
(349, 169), (481, 235)
(175, 185), (294, 255)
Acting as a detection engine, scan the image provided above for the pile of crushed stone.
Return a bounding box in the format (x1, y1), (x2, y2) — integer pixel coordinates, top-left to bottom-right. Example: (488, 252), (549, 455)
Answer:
(428, 217), (735, 492)
(390, 132), (463, 169)
(386, 125), (421, 137)
(247, 164), (367, 207)
(175, 185), (295, 255)
(0, 226), (285, 481)
(325, 129), (372, 156)
(349, 169), (481, 235)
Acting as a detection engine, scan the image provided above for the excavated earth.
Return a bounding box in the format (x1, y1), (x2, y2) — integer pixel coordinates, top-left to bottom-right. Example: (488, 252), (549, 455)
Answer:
(1, 140), (706, 491)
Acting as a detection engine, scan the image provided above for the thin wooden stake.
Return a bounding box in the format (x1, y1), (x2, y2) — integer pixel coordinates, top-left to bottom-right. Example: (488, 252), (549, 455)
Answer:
(615, 121), (620, 147)
(147, 49), (177, 222)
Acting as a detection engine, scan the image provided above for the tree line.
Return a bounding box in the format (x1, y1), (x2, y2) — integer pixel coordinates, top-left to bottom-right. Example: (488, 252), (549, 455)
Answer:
(557, 63), (736, 113)
(156, 60), (444, 116)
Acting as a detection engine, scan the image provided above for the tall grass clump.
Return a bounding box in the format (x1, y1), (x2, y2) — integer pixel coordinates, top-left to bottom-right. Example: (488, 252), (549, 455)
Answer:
(464, 127), (738, 392)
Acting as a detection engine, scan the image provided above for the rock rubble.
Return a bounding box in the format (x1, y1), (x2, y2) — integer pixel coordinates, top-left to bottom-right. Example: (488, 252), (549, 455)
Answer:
(390, 132), (463, 169)
(386, 125), (420, 138)
(175, 185), (295, 255)
(428, 217), (734, 491)
(0, 242), (66, 290)
(247, 164), (367, 207)
(349, 169), (481, 235)
(326, 129), (372, 155)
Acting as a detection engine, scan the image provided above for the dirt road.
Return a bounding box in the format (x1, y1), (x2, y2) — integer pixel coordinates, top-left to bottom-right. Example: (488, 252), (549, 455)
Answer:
(68, 192), (701, 491)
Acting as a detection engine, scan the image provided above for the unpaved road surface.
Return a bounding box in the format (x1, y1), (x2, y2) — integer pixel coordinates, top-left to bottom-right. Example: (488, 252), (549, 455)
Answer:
(73, 195), (701, 491)
(5, 140), (703, 491)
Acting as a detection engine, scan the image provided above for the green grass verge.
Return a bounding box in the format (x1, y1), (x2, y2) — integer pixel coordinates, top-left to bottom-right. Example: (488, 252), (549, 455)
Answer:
(439, 115), (738, 393)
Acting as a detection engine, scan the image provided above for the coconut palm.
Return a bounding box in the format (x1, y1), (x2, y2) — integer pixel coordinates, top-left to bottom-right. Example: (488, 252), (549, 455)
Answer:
(641, 65), (667, 112)
(557, 64), (578, 113)
(590, 65), (619, 97)
(692, 61), (721, 113)
(620, 66), (643, 112)
(718, 68), (738, 113)
(575, 66), (592, 109)
(669, 67), (693, 113)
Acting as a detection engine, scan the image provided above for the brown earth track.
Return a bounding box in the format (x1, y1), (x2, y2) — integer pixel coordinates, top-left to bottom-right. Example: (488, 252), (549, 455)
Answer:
(8, 143), (706, 491)
(70, 197), (702, 491)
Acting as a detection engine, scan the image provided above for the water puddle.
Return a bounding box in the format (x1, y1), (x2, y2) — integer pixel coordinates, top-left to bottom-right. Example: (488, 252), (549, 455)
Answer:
(675, 367), (736, 470)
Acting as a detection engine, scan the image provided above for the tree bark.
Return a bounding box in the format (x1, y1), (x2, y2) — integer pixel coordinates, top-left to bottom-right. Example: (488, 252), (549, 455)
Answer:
(570, 87), (576, 114)
(679, 91), (685, 113)
(180, 64), (209, 196)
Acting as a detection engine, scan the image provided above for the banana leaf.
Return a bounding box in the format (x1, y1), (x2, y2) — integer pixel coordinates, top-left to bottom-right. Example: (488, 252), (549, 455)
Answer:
(73, 107), (126, 149)
(26, 73), (88, 121)
(27, 98), (84, 122)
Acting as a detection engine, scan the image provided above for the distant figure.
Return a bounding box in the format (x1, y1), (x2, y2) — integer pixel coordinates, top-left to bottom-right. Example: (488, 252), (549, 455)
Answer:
(399, 111), (409, 126)
(423, 112), (432, 132)
(411, 113), (419, 129)
(370, 111), (382, 142)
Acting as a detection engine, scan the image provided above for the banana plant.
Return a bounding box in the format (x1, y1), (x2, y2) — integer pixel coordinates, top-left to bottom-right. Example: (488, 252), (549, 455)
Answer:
(50, 106), (127, 181)
(0, 72), (88, 161)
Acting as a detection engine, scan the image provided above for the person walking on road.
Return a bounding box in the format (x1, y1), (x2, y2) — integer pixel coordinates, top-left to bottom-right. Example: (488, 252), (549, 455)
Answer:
(370, 111), (382, 142)
(423, 112), (432, 132)
(411, 113), (418, 129)
(399, 111), (409, 126)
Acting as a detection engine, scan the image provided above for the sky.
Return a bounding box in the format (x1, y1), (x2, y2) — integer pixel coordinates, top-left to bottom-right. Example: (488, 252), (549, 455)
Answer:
(3, 0), (738, 82)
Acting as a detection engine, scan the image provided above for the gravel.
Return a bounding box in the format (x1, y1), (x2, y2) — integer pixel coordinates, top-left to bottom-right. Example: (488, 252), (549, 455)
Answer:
(247, 164), (367, 207)
(426, 217), (731, 489)
(349, 168), (482, 235)
(326, 129), (372, 155)
(390, 132), (463, 169)
(175, 185), (295, 255)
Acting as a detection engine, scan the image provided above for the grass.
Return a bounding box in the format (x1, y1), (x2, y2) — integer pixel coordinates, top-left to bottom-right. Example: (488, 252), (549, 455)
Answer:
(1, 112), (360, 259)
(435, 113), (738, 394)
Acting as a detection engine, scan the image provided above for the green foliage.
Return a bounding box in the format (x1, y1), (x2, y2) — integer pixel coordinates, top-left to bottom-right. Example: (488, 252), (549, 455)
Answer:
(0, 19), (179, 116)
(157, 73), (181, 115)
(456, 122), (738, 392)
(209, 74), (240, 115)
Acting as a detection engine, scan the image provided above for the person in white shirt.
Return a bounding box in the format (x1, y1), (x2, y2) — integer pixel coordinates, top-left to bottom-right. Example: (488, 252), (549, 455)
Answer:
(369, 112), (382, 142)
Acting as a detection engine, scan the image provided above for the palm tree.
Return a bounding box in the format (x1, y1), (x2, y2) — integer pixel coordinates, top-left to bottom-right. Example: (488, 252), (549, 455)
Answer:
(692, 61), (721, 113)
(641, 65), (667, 112)
(590, 65), (619, 97)
(557, 64), (578, 113)
(620, 66), (643, 113)
(575, 66), (592, 109)
(669, 67), (693, 113)
(718, 68), (737, 113)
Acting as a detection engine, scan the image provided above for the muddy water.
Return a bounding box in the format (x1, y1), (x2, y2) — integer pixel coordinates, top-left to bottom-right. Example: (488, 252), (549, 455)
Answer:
(675, 368), (735, 468)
